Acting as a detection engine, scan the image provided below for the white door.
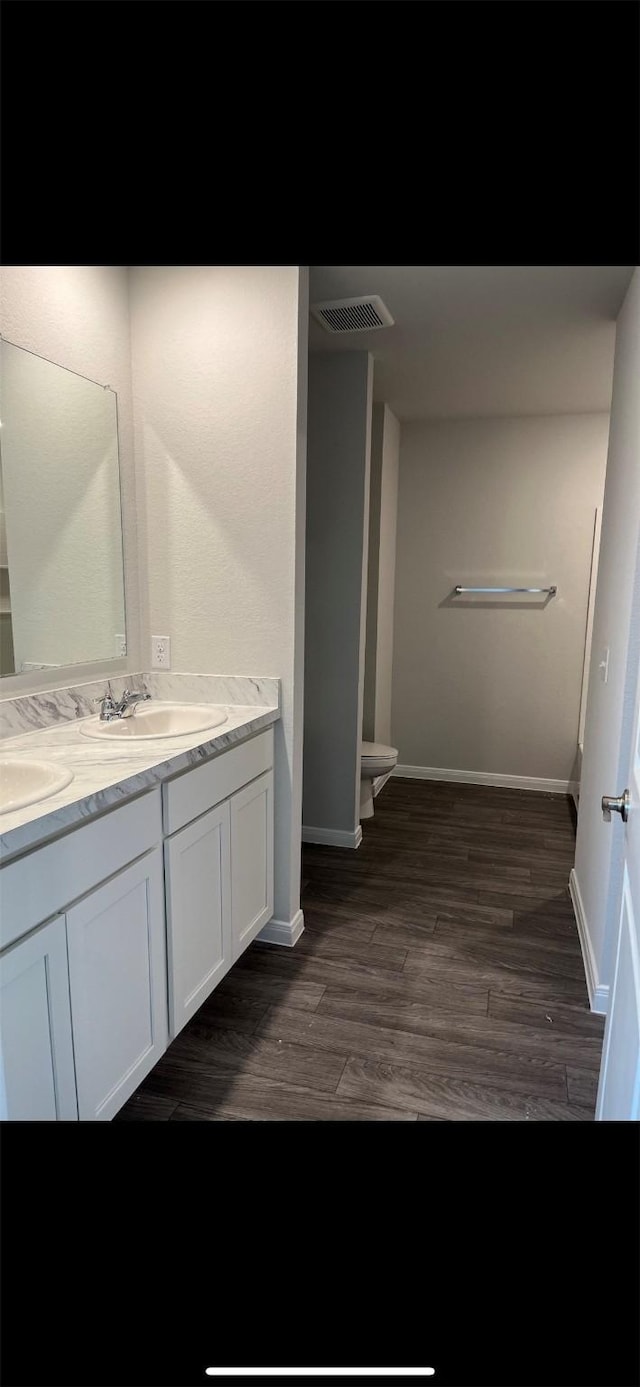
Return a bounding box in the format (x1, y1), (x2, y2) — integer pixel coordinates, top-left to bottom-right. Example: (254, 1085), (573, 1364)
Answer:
(230, 769), (274, 961)
(66, 849), (168, 1121)
(164, 800), (232, 1038)
(0, 915), (78, 1121)
(596, 632), (640, 1120)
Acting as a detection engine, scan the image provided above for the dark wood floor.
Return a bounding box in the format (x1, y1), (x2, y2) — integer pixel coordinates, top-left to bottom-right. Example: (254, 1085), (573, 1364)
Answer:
(117, 778), (605, 1122)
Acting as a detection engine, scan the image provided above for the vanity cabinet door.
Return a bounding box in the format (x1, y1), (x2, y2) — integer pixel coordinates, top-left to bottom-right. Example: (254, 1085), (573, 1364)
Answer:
(164, 801), (233, 1038)
(230, 769), (274, 961)
(66, 849), (168, 1121)
(0, 915), (78, 1121)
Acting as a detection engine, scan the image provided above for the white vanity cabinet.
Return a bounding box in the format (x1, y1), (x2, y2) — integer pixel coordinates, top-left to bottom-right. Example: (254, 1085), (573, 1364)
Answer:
(163, 729), (274, 1037)
(0, 790), (164, 1122)
(230, 769), (274, 960)
(0, 914), (78, 1121)
(0, 724), (276, 1118)
(66, 849), (167, 1121)
(165, 801), (233, 1035)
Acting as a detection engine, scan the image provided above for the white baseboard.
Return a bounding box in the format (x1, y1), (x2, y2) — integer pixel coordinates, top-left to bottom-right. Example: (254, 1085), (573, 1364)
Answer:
(569, 868), (609, 1015)
(393, 764), (577, 796)
(257, 908), (305, 948)
(302, 825), (363, 849)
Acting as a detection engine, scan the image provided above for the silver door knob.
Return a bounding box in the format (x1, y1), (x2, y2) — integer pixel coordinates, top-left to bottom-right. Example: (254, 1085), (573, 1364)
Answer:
(601, 789), (630, 822)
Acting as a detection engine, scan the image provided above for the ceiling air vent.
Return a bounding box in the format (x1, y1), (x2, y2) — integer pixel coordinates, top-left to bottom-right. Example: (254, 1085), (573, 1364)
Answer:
(310, 294), (395, 334)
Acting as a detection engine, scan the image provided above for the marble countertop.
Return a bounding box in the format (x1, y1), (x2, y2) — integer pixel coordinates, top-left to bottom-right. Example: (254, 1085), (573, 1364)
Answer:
(0, 675), (280, 861)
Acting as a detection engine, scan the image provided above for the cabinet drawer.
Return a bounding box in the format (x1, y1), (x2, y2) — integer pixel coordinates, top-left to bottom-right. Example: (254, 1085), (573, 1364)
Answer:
(163, 728), (274, 835)
(0, 790), (162, 950)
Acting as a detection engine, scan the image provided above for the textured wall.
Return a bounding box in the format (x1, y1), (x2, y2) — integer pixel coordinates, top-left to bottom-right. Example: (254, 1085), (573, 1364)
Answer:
(363, 403), (400, 746)
(575, 270), (640, 990)
(0, 266), (139, 694)
(392, 413), (609, 781)
(1, 343), (125, 671)
(130, 266), (308, 927)
(303, 353), (373, 837)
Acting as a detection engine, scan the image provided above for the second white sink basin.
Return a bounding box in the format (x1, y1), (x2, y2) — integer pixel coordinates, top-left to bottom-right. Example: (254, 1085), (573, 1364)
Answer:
(79, 703), (228, 741)
(0, 758), (74, 814)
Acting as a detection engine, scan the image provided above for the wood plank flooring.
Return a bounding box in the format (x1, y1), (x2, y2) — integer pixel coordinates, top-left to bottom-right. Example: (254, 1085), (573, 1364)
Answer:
(116, 777), (605, 1122)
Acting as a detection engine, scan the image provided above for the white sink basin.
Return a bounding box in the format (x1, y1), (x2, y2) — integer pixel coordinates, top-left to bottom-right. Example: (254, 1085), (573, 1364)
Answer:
(79, 702), (228, 741)
(0, 758), (74, 814)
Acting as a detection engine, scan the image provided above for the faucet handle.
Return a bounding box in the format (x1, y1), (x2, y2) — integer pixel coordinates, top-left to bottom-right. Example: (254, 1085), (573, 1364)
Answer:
(94, 692), (118, 721)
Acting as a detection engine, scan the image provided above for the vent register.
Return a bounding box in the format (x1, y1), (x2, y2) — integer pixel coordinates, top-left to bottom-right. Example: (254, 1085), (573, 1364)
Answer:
(310, 294), (394, 334)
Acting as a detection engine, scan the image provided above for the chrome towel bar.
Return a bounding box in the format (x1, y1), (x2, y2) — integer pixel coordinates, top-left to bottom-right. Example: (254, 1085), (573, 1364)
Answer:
(453, 585), (557, 596)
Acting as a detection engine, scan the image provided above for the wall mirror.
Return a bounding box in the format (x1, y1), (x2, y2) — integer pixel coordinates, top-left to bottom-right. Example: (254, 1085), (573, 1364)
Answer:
(0, 339), (126, 677)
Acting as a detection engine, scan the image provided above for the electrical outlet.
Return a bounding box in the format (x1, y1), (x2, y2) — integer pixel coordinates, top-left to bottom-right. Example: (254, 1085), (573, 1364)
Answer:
(114, 634), (127, 658)
(151, 635), (171, 669)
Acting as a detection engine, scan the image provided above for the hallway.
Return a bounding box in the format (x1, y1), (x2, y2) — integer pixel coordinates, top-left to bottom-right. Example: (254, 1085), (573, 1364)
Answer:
(118, 778), (605, 1121)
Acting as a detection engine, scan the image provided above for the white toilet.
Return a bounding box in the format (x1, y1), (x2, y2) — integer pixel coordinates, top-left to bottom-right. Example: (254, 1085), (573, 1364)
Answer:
(360, 741), (398, 820)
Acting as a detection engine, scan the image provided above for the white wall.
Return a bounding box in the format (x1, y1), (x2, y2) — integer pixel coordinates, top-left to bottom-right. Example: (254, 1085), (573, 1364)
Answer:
(577, 506), (603, 755)
(391, 414), (609, 784)
(130, 266), (308, 933)
(363, 403), (400, 745)
(0, 266), (140, 694)
(303, 353), (373, 841)
(573, 269), (640, 1003)
(1, 342), (125, 671)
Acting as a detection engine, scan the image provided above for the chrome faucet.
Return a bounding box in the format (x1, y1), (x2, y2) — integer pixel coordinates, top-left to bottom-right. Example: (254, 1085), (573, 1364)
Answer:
(96, 689), (152, 721)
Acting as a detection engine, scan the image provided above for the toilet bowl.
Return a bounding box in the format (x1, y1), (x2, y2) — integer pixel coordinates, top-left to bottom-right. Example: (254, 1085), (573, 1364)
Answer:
(360, 741), (398, 820)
